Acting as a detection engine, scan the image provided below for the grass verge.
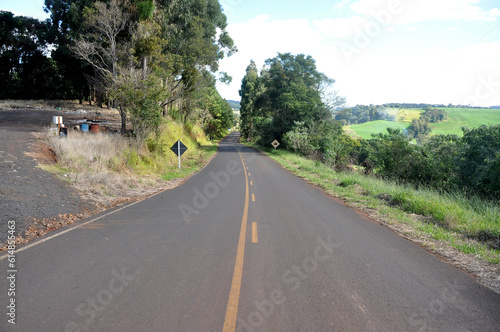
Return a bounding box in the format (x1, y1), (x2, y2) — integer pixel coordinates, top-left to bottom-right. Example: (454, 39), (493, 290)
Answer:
(244, 141), (500, 264)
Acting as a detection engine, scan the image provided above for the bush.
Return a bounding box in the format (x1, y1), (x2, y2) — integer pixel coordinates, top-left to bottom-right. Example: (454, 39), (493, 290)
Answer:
(459, 125), (500, 198)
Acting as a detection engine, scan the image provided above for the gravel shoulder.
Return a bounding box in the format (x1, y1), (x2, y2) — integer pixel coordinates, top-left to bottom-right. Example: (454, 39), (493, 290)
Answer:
(0, 108), (101, 247)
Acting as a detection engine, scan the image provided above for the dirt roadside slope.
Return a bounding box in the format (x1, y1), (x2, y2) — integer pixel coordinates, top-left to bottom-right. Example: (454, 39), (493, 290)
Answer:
(0, 108), (101, 247)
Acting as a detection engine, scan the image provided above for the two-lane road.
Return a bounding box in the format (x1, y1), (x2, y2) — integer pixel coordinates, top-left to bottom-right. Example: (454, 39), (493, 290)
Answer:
(1, 132), (499, 331)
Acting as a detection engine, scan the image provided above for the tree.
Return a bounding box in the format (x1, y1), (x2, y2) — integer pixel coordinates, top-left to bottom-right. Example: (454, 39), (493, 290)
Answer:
(257, 53), (332, 143)
(155, 0), (236, 110)
(46, 0), (236, 111)
(407, 117), (432, 139)
(0, 11), (60, 99)
(199, 86), (233, 139)
(459, 125), (500, 198)
(239, 60), (260, 138)
(72, 0), (132, 132)
(370, 128), (417, 180)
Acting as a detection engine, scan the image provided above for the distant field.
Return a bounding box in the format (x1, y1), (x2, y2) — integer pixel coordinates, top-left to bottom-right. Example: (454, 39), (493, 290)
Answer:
(346, 120), (411, 140)
(430, 108), (500, 136)
(346, 108), (500, 139)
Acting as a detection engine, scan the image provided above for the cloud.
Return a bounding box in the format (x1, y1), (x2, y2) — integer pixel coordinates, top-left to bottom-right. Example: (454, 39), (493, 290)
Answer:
(350, 0), (500, 24)
(333, 0), (351, 10)
(217, 15), (330, 100)
(313, 16), (369, 39)
(217, 8), (500, 107)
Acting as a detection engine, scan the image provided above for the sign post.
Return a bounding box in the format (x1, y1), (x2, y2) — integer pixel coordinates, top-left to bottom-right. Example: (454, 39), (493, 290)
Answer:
(271, 139), (280, 150)
(170, 140), (188, 169)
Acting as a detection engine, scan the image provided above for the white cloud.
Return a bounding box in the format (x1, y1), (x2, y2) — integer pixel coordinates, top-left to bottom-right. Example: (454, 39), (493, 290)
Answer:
(333, 0), (351, 10)
(350, 0), (500, 24)
(313, 16), (368, 39)
(217, 12), (500, 107)
(217, 15), (329, 100)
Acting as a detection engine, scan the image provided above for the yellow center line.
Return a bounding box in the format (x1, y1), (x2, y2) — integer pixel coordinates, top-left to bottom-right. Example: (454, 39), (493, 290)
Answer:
(252, 194), (255, 202)
(223, 150), (249, 332)
(252, 222), (258, 243)
(250, 181), (253, 186)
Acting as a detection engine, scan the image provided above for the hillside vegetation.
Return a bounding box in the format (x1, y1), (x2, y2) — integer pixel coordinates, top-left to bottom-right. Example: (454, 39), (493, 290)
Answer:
(348, 107), (500, 139)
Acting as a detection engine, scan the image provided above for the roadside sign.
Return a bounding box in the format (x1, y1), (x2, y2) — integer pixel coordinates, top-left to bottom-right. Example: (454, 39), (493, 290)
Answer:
(171, 140), (188, 156)
(271, 139), (280, 149)
(171, 140), (188, 168)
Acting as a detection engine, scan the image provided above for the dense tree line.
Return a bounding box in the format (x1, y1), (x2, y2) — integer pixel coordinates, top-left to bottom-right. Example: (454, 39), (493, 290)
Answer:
(0, 11), (62, 99)
(334, 105), (396, 125)
(357, 125), (500, 199)
(0, 0), (235, 139)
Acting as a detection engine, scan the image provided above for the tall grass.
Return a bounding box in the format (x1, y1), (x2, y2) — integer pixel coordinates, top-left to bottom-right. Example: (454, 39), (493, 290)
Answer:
(46, 120), (216, 201)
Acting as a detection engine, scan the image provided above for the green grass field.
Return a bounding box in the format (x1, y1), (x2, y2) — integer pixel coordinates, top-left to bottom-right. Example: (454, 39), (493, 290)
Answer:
(347, 108), (500, 139)
(430, 108), (500, 136)
(346, 120), (411, 139)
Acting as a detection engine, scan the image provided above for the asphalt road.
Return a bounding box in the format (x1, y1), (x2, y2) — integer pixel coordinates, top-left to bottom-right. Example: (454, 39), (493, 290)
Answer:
(1, 132), (499, 331)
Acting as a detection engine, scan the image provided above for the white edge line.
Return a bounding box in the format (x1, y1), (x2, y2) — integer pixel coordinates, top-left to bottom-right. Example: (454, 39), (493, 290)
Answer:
(0, 198), (144, 260)
(0, 139), (224, 260)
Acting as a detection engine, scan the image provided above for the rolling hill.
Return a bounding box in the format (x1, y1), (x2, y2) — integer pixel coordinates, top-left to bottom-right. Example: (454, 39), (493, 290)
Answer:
(346, 107), (500, 139)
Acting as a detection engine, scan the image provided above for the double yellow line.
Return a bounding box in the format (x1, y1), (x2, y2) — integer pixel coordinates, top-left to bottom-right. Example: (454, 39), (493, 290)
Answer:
(222, 150), (250, 332)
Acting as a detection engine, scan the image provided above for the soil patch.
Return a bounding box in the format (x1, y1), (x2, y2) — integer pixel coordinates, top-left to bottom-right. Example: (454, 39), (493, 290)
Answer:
(0, 103), (168, 250)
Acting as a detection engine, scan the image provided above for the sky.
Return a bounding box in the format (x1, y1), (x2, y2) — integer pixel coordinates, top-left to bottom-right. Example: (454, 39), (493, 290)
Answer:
(3, 0), (500, 107)
(216, 0), (500, 107)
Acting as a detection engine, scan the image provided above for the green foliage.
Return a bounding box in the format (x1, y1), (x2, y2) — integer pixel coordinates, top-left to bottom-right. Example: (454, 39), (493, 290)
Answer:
(259, 53), (329, 141)
(335, 105), (392, 125)
(406, 107), (448, 139)
(370, 128), (416, 179)
(407, 117), (432, 139)
(421, 107), (448, 123)
(240, 53), (335, 145)
(0, 11), (62, 99)
(240, 53), (353, 169)
(283, 121), (309, 154)
(239, 60), (260, 138)
(354, 125), (500, 200)
(459, 125), (500, 198)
